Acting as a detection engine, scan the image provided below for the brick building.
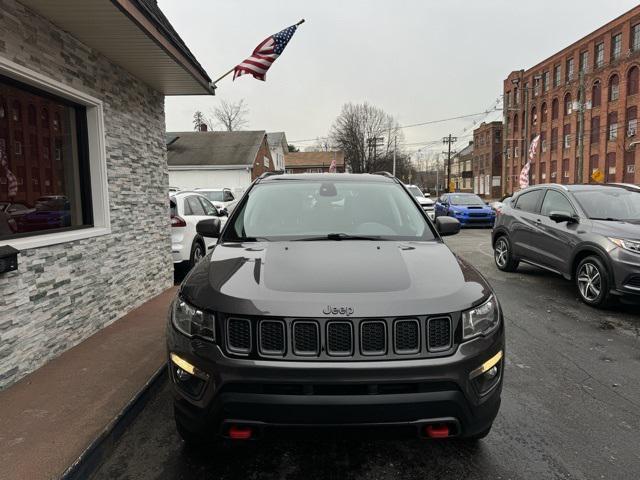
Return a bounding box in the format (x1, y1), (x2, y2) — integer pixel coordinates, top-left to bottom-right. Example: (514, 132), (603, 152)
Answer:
(472, 121), (503, 198)
(285, 151), (346, 173)
(503, 6), (640, 194)
(450, 141), (473, 193)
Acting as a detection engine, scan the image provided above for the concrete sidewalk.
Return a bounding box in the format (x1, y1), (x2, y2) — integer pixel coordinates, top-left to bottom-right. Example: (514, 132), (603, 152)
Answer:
(0, 286), (177, 480)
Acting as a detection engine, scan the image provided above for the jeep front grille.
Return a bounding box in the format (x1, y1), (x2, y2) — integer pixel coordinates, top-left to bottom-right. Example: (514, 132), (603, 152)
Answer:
(227, 318), (252, 354)
(292, 321), (320, 355)
(327, 321), (353, 356)
(221, 315), (456, 360)
(427, 317), (452, 351)
(360, 321), (386, 355)
(394, 319), (420, 354)
(259, 320), (286, 355)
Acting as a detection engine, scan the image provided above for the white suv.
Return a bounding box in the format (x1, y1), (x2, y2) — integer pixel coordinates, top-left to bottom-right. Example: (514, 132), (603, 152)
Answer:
(170, 192), (227, 269)
(405, 184), (435, 220)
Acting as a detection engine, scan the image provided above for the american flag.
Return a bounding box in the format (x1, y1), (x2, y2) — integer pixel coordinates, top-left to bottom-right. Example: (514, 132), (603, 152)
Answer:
(233, 25), (298, 81)
(519, 135), (541, 190)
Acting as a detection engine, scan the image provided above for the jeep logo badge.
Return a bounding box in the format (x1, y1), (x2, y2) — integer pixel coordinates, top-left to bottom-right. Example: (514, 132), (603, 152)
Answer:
(323, 305), (354, 316)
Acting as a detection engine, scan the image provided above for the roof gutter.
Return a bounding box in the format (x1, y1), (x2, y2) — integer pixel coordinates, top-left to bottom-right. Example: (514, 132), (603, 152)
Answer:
(168, 165), (252, 171)
(111, 0), (214, 95)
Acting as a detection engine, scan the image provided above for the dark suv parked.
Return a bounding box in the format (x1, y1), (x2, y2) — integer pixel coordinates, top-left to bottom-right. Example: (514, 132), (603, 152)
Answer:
(492, 183), (640, 307)
(167, 173), (504, 445)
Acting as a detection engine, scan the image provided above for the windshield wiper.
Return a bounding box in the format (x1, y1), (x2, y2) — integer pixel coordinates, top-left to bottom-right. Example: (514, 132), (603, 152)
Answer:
(589, 217), (622, 221)
(294, 233), (384, 241)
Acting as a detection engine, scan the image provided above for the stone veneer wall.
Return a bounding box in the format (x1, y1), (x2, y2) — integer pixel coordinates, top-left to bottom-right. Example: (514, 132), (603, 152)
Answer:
(0, 0), (173, 388)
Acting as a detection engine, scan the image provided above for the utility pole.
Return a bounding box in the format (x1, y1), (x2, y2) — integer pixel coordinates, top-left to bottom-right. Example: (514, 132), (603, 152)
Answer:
(576, 70), (586, 184)
(392, 136), (397, 177)
(443, 134), (457, 192)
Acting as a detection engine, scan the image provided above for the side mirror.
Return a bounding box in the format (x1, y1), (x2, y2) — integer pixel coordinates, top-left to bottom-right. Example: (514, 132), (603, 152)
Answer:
(196, 218), (221, 238)
(549, 211), (578, 224)
(436, 216), (461, 236)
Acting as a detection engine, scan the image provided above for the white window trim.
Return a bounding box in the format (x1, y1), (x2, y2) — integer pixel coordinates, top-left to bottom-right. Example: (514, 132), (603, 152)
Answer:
(0, 56), (110, 250)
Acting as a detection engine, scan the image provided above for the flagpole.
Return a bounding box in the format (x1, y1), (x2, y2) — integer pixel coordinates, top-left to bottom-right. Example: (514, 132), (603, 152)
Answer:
(211, 19), (306, 88)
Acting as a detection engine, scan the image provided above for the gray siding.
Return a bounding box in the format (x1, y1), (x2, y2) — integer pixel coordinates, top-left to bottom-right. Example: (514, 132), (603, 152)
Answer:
(0, 0), (173, 388)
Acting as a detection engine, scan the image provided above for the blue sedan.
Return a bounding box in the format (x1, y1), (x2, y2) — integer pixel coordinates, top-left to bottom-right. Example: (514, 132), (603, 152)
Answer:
(435, 193), (496, 227)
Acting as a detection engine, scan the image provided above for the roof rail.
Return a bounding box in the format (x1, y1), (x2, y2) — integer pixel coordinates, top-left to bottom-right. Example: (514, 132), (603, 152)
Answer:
(371, 171), (395, 179)
(257, 170), (285, 180)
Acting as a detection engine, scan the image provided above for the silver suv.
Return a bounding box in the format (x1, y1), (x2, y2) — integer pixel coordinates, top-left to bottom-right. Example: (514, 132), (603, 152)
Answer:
(492, 184), (640, 307)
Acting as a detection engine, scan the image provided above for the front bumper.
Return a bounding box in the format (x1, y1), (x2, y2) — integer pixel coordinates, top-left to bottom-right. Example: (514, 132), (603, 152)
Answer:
(167, 319), (505, 438)
(608, 247), (640, 299)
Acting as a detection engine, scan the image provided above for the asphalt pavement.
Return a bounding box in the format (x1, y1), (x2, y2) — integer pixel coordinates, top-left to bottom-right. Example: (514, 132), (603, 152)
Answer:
(92, 229), (640, 480)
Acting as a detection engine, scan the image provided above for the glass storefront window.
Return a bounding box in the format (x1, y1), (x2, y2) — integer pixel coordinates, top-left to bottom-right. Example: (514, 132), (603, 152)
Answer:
(0, 75), (91, 240)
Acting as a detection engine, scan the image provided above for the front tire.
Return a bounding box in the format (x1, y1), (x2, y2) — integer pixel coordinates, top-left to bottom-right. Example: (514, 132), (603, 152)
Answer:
(464, 426), (492, 441)
(494, 235), (519, 272)
(174, 404), (215, 448)
(188, 240), (205, 270)
(576, 256), (610, 307)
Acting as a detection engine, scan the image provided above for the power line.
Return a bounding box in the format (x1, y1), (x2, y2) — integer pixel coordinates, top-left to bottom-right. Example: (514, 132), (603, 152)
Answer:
(288, 107), (503, 144)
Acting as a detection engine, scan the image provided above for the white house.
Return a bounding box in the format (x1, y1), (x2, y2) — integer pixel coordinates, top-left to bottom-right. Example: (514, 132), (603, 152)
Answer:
(266, 132), (288, 171)
(167, 131), (274, 196)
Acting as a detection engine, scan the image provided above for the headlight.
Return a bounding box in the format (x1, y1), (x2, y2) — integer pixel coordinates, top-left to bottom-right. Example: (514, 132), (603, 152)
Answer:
(461, 295), (500, 340)
(172, 298), (215, 341)
(609, 237), (640, 254)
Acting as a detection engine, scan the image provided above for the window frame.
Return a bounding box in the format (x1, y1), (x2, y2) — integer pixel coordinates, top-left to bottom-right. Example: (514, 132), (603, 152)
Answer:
(0, 55), (110, 250)
(540, 189), (577, 217)
(513, 188), (544, 214)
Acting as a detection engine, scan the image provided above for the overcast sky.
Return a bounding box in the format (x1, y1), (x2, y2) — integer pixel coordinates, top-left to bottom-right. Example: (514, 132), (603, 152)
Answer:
(161, 0), (639, 157)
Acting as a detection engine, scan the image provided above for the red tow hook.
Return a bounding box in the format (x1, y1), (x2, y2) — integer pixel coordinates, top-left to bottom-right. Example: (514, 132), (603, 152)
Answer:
(425, 424), (450, 438)
(228, 425), (253, 440)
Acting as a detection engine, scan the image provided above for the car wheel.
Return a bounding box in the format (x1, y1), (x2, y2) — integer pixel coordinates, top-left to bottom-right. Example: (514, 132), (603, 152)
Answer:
(494, 236), (519, 272)
(576, 256), (610, 307)
(189, 241), (205, 269)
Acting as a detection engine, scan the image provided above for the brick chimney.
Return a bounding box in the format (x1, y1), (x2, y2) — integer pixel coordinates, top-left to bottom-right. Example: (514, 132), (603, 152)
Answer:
(199, 123), (208, 132)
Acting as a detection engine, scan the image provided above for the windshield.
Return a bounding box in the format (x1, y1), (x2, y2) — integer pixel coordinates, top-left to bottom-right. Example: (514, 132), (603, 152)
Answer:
(450, 194), (485, 206)
(224, 180), (434, 241)
(407, 186), (424, 198)
(201, 191), (224, 203)
(573, 188), (640, 222)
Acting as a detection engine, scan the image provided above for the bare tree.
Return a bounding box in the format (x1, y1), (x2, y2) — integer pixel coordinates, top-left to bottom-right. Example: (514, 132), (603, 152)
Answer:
(304, 137), (333, 152)
(211, 99), (249, 131)
(192, 110), (208, 131)
(330, 102), (408, 176)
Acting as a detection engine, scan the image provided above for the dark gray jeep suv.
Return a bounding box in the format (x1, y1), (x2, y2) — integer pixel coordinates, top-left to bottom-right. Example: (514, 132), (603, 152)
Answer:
(492, 183), (640, 307)
(167, 173), (504, 444)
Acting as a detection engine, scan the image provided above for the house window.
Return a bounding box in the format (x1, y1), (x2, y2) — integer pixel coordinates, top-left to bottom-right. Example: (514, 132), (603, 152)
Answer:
(595, 42), (605, 68)
(552, 98), (559, 120)
(589, 154), (599, 180)
(627, 66), (639, 95)
(553, 65), (561, 87)
(609, 74), (619, 101)
(633, 24), (640, 51)
(608, 112), (618, 140)
(541, 131), (547, 152)
(592, 81), (602, 108)
(543, 71), (550, 92)
(551, 127), (558, 151)
(0, 70), (96, 244)
(531, 106), (537, 126)
(591, 116), (600, 144)
(611, 33), (622, 60)
(513, 113), (519, 132)
(562, 159), (570, 183)
(534, 78), (540, 97)
(540, 162), (547, 180)
(541, 102), (548, 123)
(627, 106), (637, 137)
(550, 160), (558, 179)
(563, 124), (571, 149)
(624, 150), (636, 182)
(566, 57), (575, 81)
(606, 152), (617, 181)
(564, 93), (572, 115)
(579, 51), (588, 73)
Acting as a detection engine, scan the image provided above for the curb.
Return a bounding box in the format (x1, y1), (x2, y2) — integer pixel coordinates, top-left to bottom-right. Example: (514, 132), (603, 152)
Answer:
(60, 365), (168, 480)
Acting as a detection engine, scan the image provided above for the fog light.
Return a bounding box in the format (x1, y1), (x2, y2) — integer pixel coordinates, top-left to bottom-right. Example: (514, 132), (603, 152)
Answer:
(485, 365), (498, 380)
(176, 368), (191, 381)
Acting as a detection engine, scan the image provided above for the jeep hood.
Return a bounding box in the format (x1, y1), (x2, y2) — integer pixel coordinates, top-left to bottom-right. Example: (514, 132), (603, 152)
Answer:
(180, 241), (492, 318)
